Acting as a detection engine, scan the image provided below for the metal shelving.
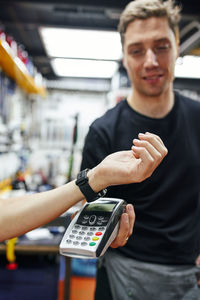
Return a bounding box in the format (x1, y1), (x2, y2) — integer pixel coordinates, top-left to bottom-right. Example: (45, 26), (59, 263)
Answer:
(0, 40), (46, 97)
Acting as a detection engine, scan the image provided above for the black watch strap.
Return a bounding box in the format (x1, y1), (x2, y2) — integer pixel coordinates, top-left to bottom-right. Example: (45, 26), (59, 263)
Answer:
(75, 168), (107, 202)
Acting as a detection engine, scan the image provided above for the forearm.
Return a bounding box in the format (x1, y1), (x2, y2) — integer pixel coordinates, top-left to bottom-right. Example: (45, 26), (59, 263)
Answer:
(0, 167), (104, 242)
(0, 181), (80, 241)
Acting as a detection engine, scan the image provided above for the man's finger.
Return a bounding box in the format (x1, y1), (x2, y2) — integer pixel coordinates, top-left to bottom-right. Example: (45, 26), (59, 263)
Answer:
(145, 132), (165, 146)
(126, 204), (135, 236)
(133, 138), (162, 163)
(110, 213), (130, 248)
(138, 133), (168, 158)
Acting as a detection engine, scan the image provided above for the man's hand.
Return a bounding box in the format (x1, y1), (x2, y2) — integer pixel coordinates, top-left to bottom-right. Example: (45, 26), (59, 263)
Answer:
(94, 132), (167, 248)
(131, 132), (168, 182)
(110, 204), (135, 248)
(195, 254), (200, 286)
(93, 132), (168, 189)
(87, 132), (167, 249)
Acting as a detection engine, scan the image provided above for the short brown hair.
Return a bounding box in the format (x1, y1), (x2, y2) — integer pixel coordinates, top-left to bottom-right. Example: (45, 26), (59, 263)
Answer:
(118, 0), (181, 46)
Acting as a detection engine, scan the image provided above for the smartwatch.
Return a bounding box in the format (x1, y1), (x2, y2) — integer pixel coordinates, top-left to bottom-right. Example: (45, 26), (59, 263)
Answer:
(75, 168), (107, 202)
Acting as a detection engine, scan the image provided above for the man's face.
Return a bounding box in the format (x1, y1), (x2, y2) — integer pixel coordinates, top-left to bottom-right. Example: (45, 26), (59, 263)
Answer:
(122, 17), (179, 97)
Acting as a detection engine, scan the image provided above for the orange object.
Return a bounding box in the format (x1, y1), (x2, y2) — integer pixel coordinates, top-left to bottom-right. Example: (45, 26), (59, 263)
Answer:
(70, 276), (96, 300)
(57, 279), (65, 300)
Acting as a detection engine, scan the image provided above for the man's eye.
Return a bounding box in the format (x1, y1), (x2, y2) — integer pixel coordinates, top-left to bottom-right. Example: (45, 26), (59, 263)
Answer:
(155, 45), (170, 53)
(130, 49), (144, 56)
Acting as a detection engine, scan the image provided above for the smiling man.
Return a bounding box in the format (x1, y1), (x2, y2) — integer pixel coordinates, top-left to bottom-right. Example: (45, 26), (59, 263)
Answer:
(123, 17), (178, 109)
(80, 0), (200, 299)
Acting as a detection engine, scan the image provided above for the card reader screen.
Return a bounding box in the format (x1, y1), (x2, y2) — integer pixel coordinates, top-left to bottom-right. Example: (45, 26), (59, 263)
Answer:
(84, 203), (117, 212)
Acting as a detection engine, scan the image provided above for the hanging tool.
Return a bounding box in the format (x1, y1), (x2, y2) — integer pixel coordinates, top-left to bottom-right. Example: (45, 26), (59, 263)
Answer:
(67, 113), (79, 182)
(6, 237), (18, 270)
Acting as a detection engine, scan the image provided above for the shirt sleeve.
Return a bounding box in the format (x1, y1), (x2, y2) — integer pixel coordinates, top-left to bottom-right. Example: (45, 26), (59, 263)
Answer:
(80, 126), (110, 171)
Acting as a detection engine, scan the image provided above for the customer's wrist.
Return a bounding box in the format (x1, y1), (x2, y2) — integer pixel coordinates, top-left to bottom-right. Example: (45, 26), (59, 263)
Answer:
(87, 166), (106, 192)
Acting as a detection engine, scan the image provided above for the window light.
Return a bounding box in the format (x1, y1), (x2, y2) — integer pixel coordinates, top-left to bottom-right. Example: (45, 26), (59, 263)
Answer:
(175, 56), (200, 79)
(51, 58), (118, 78)
(40, 27), (122, 61)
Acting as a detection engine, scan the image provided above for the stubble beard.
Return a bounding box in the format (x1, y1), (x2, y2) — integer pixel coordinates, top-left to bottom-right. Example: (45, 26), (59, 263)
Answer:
(135, 78), (170, 98)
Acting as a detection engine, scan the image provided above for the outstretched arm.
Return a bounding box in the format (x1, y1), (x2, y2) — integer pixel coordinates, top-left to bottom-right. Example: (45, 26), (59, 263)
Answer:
(0, 132), (167, 242)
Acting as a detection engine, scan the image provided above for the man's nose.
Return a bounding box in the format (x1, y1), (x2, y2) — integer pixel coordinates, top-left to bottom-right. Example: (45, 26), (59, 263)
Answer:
(143, 48), (159, 68)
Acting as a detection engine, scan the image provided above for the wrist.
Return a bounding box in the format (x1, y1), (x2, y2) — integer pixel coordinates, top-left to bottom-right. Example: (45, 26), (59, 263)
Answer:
(75, 168), (107, 202)
(87, 166), (106, 192)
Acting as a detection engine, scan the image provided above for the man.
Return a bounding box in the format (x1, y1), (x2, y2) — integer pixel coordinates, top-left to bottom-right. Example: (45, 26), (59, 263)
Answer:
(81, 0), (200, 299)
(0, 138), (167, 242)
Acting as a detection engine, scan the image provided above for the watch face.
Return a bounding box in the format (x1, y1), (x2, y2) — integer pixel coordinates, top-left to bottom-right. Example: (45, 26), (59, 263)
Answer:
(76, 169), (88, 184)
(76, 169), (107, 202)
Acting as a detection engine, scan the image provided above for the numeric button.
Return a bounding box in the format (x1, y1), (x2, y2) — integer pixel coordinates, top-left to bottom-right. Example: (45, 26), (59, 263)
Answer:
(74, 225), (81, 229)
(81, 242), (87, 246)
(73, 241), (79, 245)
(87, 232), (93, 236)
(69, 234), (75, 239)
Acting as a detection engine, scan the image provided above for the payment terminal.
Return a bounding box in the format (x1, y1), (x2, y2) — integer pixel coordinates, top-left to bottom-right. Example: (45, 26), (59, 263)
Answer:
(59, 198), (126, 259)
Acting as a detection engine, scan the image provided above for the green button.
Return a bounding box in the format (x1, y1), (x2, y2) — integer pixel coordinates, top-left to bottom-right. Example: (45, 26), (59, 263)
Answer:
(89, 242), (96, 246)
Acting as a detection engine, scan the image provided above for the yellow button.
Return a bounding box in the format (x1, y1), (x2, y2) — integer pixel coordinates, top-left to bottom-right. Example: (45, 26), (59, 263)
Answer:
(92, 237), (99, 241)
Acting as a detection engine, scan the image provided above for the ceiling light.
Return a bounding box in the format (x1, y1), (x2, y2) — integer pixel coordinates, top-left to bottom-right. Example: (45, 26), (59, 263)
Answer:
(40, 27), (122, 61)
(175, 56), (200, 79)
(51, 58), (119, 78)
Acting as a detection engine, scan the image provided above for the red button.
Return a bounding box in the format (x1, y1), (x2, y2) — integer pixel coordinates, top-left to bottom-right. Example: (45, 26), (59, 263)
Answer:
(96, 232), (102, 236)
